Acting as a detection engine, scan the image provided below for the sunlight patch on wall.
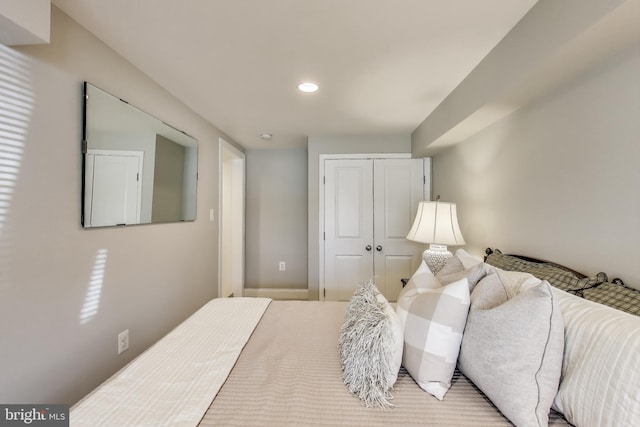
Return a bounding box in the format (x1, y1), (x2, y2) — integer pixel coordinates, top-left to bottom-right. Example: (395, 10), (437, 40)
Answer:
(0, 44), (33, 291)
(80, 249), (108, 324)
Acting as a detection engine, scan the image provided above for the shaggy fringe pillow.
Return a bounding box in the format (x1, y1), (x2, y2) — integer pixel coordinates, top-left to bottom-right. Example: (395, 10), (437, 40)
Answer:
(338, 281), (403, 408)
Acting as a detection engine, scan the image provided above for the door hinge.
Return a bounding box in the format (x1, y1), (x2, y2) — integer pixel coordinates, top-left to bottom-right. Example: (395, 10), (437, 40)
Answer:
(323, 176), (326, 184)
(424, 175), (426, 184)
(324, 288), (326, 298)
(137, 173), (140, 181)
(323, 232), (325, 240)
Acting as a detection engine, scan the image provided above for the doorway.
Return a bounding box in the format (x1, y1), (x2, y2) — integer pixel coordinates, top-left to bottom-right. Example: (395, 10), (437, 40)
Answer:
(218, 139), (245, 298)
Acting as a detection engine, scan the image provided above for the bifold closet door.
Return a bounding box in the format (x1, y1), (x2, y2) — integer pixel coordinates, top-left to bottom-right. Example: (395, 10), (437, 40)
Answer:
(323, 159), (374, 301)
(372, 159), (424, 301)
(323, 158), (424, 302)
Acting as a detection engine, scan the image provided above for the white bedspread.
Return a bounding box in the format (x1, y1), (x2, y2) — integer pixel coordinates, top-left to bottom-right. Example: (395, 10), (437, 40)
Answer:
(71, 297), (271, 427)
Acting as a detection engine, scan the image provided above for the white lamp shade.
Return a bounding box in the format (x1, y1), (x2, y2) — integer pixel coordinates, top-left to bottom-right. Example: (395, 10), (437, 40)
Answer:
(406, 201), (465, 246)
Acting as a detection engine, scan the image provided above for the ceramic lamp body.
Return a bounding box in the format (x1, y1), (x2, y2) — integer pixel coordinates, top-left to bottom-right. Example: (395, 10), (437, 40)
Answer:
(423, 244), (453, 274)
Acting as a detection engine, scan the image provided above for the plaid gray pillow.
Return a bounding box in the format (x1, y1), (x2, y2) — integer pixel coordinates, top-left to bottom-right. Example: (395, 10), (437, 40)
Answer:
(485, 250), (607, 293)
(582, 282), (640, 316)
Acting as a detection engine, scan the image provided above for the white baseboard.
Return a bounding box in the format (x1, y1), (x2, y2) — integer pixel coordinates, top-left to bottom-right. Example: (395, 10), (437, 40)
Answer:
(242, 288), (309, 300)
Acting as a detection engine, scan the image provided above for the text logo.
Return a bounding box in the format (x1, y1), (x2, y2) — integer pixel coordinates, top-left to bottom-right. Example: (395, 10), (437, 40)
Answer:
(0, 405), (68, 426)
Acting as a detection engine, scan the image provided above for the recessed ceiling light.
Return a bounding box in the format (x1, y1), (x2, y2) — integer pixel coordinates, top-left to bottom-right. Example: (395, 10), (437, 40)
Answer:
(298, 82), (319, 93)
(260, 133), (272, 140)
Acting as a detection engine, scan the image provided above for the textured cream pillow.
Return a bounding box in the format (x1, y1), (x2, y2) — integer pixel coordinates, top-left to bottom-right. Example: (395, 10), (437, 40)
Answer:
(552, 288), (640, 427)
(397, 270), (470, 400)
(458, 273), (564, 427)
(339, 281), (404, 408)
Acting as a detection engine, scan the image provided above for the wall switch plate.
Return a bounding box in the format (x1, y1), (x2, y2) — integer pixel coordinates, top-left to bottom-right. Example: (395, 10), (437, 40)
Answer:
(118, 329), (129, 355)
(279, 261), (286, 271)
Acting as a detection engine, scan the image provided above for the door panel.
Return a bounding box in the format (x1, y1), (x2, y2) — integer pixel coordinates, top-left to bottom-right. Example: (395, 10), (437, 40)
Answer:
(373, 159), (425, 301)
(324, 160), (373, 301)
(335, 255), (367, 301)
(336, 167), (365, 237)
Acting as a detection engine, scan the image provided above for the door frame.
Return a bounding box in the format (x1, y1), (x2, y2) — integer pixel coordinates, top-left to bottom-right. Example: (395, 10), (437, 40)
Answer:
(318, 153), (411, 301)
(218, 138), (245, 298)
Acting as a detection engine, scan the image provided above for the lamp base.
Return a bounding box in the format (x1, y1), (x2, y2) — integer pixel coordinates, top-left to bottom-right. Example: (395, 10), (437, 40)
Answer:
(423, 244), (453, 274)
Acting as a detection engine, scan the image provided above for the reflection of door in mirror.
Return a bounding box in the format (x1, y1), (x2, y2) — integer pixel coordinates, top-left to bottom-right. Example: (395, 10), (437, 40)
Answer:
(84, 150), (143, 227)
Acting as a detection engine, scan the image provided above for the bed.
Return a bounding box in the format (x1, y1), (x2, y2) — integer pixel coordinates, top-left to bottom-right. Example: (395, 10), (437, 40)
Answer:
(71, 249), (640, 426)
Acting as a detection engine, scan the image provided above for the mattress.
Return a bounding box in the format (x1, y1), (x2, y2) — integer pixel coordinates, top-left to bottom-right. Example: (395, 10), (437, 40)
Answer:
(201, 300), (569, 426)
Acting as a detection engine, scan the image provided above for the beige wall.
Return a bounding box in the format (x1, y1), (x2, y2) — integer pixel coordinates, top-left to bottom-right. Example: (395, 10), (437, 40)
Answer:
(245, 149), (308, 290)
(0, 7), (234, 404)
(307, 135), (412, 300)
(432, 46), (640, 289)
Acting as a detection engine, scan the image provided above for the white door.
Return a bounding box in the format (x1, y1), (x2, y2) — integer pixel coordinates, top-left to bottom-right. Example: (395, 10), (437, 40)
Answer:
(323, 158), (425, 301)
(219, 139), (245, 298)
(84, 150), (143, 227)
(373, 159), (425, 301)
(324, 159), (374, 301)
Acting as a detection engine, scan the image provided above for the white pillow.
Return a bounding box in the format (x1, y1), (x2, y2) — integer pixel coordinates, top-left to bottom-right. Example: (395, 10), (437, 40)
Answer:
(338, 281), (404, 408)
(551, 288), (640, 427)
(458, 272), (564, 427)
(396, 270), (470, 400)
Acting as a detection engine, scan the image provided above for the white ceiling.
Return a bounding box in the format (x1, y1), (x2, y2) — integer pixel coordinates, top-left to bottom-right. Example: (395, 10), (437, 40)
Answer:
(51, 0), (540, 149)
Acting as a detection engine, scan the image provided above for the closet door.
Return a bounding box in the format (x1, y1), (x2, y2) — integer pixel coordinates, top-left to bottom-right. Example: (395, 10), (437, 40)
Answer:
(373, 159), (425, 301)
(323, 157), (425, 302)
(323, 159), (374, 301)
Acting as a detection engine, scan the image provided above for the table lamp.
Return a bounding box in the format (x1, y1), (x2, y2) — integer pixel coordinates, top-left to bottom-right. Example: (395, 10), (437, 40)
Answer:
(406, 198), (465, 274)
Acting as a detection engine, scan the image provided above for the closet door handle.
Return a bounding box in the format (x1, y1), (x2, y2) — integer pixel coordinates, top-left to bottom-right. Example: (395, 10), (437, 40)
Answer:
(376, 245), (382, 252)
(365, 245), (372, 251)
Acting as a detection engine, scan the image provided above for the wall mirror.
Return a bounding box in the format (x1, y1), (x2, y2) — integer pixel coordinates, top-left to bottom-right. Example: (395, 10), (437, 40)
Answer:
(82, 82), (198, 227)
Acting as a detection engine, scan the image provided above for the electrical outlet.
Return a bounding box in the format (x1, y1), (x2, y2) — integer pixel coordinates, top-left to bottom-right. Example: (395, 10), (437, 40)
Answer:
(118, 329), (129, 355)
(279, 261), (286, 271)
